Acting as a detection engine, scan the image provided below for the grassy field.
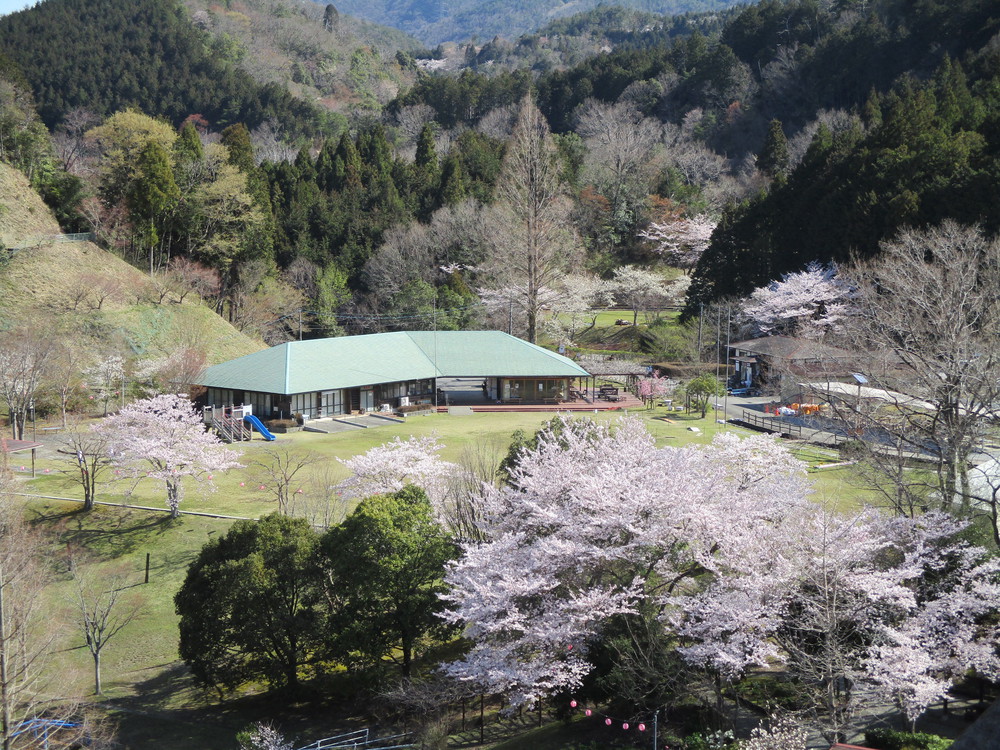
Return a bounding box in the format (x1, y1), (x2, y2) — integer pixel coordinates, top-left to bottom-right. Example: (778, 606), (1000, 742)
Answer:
(15, 407), (875, 749)
(20, 408), (790, 519)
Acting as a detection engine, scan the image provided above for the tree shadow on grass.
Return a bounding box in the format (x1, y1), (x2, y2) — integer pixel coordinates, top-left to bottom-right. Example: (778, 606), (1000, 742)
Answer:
(34, 507), (182, 562)
(109, 665), (371, 750)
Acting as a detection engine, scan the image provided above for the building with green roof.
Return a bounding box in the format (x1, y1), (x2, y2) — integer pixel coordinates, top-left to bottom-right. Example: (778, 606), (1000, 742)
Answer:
(197, 331), (589, 418)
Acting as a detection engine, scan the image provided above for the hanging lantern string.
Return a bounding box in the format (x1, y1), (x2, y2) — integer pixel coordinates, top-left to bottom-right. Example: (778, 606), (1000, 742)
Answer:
(568, 699), (651, 733)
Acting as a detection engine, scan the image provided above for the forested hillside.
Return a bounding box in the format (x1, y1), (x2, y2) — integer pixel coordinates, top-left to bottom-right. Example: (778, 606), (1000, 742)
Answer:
(0, 0), (330, 135)
(315, 0), (744, 45)
(461, 6), (732, 73)
(180, 0), (421, 116)
(2, 0), (999, 356)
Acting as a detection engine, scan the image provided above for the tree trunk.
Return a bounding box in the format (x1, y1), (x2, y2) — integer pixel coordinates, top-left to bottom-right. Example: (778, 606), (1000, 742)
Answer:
(94, 651), (102, 695)
(167, 480), (182, 518)
(401, 635), (412, 678)
(0, 576), (10, 750)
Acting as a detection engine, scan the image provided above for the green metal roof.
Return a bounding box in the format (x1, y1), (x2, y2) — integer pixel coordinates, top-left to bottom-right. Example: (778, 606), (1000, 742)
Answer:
(197, 331), (589, 395)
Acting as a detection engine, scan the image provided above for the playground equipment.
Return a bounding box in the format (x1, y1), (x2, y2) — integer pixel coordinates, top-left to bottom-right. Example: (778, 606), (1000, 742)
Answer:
(203, 405), (276, 442)
(243, 413), (276, 441)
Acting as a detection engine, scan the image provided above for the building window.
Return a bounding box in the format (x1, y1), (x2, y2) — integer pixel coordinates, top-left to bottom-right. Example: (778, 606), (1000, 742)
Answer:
(502, 379), (566, 401)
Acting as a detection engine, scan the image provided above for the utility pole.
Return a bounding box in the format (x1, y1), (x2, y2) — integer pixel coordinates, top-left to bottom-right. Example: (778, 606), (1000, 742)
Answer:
(696, 302), (704, 361)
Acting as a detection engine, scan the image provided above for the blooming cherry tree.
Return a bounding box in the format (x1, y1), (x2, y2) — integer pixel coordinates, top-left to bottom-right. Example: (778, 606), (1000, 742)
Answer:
(639, 215), (716, 273)
(741, 262), (853, 338)
(338, 435), (459, 510)
(636, 371), (677, 407)
(84, 352), (126, 416)
(95, 393), (241, 516)
(673, 508), (1000, 739)
(441, 416), (1000, 738)
(441, 419), (810, 706)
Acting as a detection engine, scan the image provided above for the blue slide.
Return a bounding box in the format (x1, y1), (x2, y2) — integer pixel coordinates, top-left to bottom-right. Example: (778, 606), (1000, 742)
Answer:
(243, 414), (277, 441)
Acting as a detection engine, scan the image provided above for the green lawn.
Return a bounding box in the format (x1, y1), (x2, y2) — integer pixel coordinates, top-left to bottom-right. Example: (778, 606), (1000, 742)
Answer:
(15, 407), (878, 749)
(22, 409), (776, 519)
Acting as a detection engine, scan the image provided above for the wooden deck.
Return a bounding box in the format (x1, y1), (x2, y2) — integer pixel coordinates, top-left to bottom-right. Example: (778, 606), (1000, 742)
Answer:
(436, 394), (644, 413)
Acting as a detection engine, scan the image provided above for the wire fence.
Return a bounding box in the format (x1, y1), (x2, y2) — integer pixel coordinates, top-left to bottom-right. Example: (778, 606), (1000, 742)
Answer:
(8, 232), (93, 252)
(295, 728), (415, 750)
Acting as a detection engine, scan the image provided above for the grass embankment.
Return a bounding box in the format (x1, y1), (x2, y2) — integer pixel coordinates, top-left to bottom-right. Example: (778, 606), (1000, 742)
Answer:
(18, 408), (871, 749)
(0, 160), (262, 362)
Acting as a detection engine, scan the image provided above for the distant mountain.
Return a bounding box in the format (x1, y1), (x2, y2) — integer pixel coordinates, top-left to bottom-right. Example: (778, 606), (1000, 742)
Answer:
(317, 0), (746, 45)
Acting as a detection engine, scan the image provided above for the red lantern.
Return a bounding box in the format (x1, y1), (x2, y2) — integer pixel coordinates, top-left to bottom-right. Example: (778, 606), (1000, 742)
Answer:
(605, 719), (612, 726)
(569, 700), (577, 708)
(622, 723), (629, 730)
(585, 709), (592, 717)
(638, 724), (646, 732)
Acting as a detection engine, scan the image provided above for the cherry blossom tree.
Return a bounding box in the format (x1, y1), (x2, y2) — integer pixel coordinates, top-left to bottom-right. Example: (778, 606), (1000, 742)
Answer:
(0, 327), (54, 440)
(673, 509), (1000, 739)
(636, 371), (677, 408)
(338, 435), (459, 511)
(84, 352), (127, 416)
(741, 262), (853, 339)
(611, 265), (668, 325)
(440, 416), (1000, 739)
(237, 723), (292, 750)
(440, 419), (811, 707)
(639, 215), (716, 273)
(737, 716), (808, 750)
(541, 275), (615, 346)
(95, 394), (241, 517)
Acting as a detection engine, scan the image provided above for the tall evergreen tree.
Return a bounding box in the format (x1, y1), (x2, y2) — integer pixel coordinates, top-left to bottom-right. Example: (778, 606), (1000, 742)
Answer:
(758, 119), (789, 179)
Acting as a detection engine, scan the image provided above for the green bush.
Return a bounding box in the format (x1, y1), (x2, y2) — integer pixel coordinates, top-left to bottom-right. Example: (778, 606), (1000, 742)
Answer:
(864, 728), (953, 750)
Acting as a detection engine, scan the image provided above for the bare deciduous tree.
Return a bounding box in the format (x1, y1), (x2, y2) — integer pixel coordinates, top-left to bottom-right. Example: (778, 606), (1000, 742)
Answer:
(840, 222), (1000, 525)
(71, 567), (142, 695)
(58, 423), (113, 512)
(249, 446), (322, 515)
(483, 96), (580, 343)
(0, 462), (92, 749)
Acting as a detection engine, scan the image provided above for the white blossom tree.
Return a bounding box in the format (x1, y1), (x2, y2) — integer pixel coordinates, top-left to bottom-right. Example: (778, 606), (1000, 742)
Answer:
(611, 265), (668, 325)
(84, 352), (127, 417)
(440, 416), (1000, 739)
(338, 435), (459, 511)
(440, 419), (810, 706)
(673, 508), (1000, 740)
(94, 394), (241, 517)
(639, 215), (716, 273)
(737, 716), (808, 750)
(0, 328), (54, 440)
(741, 261), (853, 339)
(540, 274), (615, 346)
(238, 723), (293, 750)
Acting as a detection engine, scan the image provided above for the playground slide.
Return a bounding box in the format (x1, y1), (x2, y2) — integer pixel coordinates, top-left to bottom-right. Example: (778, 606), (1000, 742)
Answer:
(243, 414), (277, 441)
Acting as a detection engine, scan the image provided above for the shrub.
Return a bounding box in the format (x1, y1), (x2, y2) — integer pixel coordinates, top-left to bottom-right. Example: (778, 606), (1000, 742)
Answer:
(864, 728), (953, 750)
(265, 418), (298, 429)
